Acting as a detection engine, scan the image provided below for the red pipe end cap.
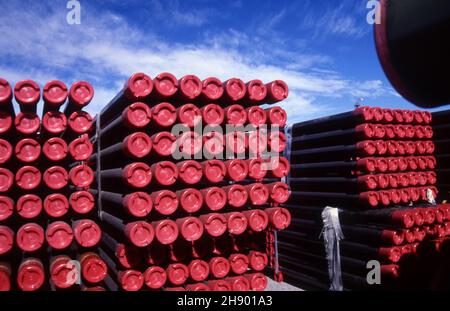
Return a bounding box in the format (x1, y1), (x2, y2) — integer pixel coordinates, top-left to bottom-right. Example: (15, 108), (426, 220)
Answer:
(81, 255), (107, 284)
(0, 196), (14, 221)
(228, 276), (251, 291)
(125, 73), (153, 100)
(266, 80), (288, 102)
(42, 111), (67, 135)
(375, 141), (387, 155)
(208, 280), (232, 291)
(247, 158), (267, 180)
(17, 194), (42, 219)
(268, 182), (290, 204)
(69, 191), (95, 215)
(373, 158), (387, 172)
(44, 194), (69, 218)
(200, 213), (227, 237)
(178, 188), (203, 213)
(246, 273), (268, 291)
(384, 125), (395, 139)
(15, 166), (41, 190)
(124, 192), (152, 217)
(0, 112), (13, 135)
(68, 111), (93, 134)
(244, 210), (269, 232)
(0, 78), (12, 103)
(144, 266), (167, 289)
(18, 260), (45, 291)
(404, 229), (415, 243)
(202, 187), (227, 211)
(379, 247), (402, 263)
(118, 270), (144, 292)
(14, 80), (40, 106)
(177, 160), (203, 185)
(43, 138), (67, 162)
(15, 138), (40, 163)
(0, 226), (14, 255)
(379, 191), (391, 206)
(43, 80), (68, 106)
(360, 191), (379, 207)
(378, 174), (390, 189)
(267, 208), (291, 230)
(179, 75), (202, 100)
(266, 106), (287, 127)
(229, 254), (249, 275)
(188, 260), (210, 282)
(381, 229), (404, 246)
(248, 131), (268, 155)
(248, 251), (269, 271)
(69, 81), (94, 107)
(269, 131), (286, 153)
(186, 283), (210, 291)
(124, 102), (152, 128)
(202, 160), (226, 183)
(152, 189), (178, 216)
(406, 157), (418, 170)
(176, 131), (202, 157)
(270, 157), (291, 178)
(202, 77), (224, 101)
(167, 263), (189, 286)
(0, 267), (10, 291)
(224, 78), (246, 101)
(225, 184), (248, 208)
(209, 257), (230, 279)
(413, 110), (424, 124)
(17, 223), (44, 252)
(383, 109), (394, 123)
(177, 217), (204, 242)
(400, 174), (411, 187)
(246, 183), (269, 206)
(247, 80), (267, 103)
(404, 125), (415, 139)
(124, 132), (152, 158)
(44, 166), (68, 190)
(124, 163), (152, 188)
(226, 131), (248, 155)
(354, 106), (374, 121)
(152, 103), (176, 128)
(402, 110), (414, 123)
(154, 220), (179, 245)
(73, 220), (101, 248)
(371, 107), (384, 122)
(154, 72), (178, 98)
(247, 106), (267, 126)
(178, 104), (202, 127)
(152, 132), (176, 156)
(0, 168), (13, 192)
(46, 221), (74, 250)
(69, 135), (93, 161)
(226, 212), (248, 235)
(389, 190), (401, 204)
(202, 104), (224, 125)
(14, 112), (40, 135)
(126, 222), (154, 247)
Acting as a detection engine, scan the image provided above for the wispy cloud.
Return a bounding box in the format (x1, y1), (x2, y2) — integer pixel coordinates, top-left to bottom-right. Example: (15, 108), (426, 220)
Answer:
(149, 0), (213, 27)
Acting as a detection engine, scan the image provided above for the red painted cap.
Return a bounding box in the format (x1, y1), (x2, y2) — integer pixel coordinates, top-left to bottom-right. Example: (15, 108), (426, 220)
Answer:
(224, 78), (246, 102)
(0, 265), (10, 291)
(225, 212), (248, 235)
(153, 72), (178, 98)
(395, 157), (406, 171)
(68, 134), (93, 161)
(144, 266), (167, 289)
(46, 221), (74, 250)
(121, 132), (152, 159)
(42, 137), (67, 162)
(209, 257), (230, 278)
(0, 226), (14, 255)
(413, 110), (424, 124)
(384, 124), (395, 139)
(151, 132), (176, 156)
(177, 217), (204, 242)
(0, 111), (12, 135)
(185, 283), (210, 291)
(423, 208), (436, 225)
(406, 157), (418, 170)
(422, 111), (432, 124)
(246, 80), (267, 103)
(379, 247), (402, 263)
(371, 107), (384, 122)
(270, 157), (290, 178)
(68, 111), (93, 134)
(224, 104), (247, 125)
(203, 131), (224, 156)
(398, 173), (410, 187)
(423, 156), (434, 169)
(225, 159), (248, 182)
(117, 244), (143, 269)
(245, 183), (269, 206)
(224, 184), (248, 208)
(373, 124), (386, 139)
(123, 163), (152, 188)
(247, 158), (267, 180)
(43, 80), (68, 107)
(385, 141), (397, 155)
(167, 263), (189, 286)
(118, 270), (144, 291)
(0, 196), (14, 221)
(44, 166), (68, 190)
(356, 124), (374, 139)
(394, 125), (406, 139)
(387, 174), (398, 188)
(207, 280), (232, 291)
(15, 138), (40, 163)
(402, 110), (414, 123)
(177, 160), (202, 185)
(69, 81), (94, 107)
(389, 189), (401, 204)
(176, 131), (202, 156)
(0, 78), (12, 104)
(267, 182), (290, 204)
(243, 210), (269, 232)
(397, 188), (409, 204)
(154, 219), (179, 245)
(177, 104), (202, 128)
(202, 104), (224, 125)
(18, 259), (45, 291)
(415, 125), (425, 139)
(123, 102), (152, 128)
(151, 102), (176, 128)
(375, 140), (387, 155)
(266, 208), (291, 230)
(151, 190), (178, 216)
(73, 219), (101, 247)
(266, 106), (287, 127)
(200, 213), (227, 237)
(373, 158), (387, 172)
(383, 109), (394, 123)
(391, 210), (414, 228)
(359, 191), (380, 207)
(188, 259), (210, 282)
(226, 131), (248, 155)
(151, 161), (178, 186)
(248, 251), (268, 271)
(248, 130), (268, 155)
(246, 273), (268, 291)
(125, 73), (153, 100)
(409, 187), (421, 202)
(125, 221), (154, 247)
(14, 112), (40, 135)
(69, 191), (95, 215)
(202, 160), (226, 183)
(395, 141), (407, 155)
(425, 141), (435, 154)
(354, 106), (374, 121)
(227, 276), (251, 291)
(14, 80), (40, 106)
(266, 80), (288, 103)
(177, 188), (203, 213)
(17, 194), (42, 219)
(44, 193), (69, 218)
(269, 131), (286, 153)
(404, 125), (415, 139)
(16, 223), (44, 252)
(42, 111), (67, 134)
(381, 230), (404, 246)
(378, 190), (391, 206)
(80, 253), (107, 284)
(229, 254), (249, 275)
(413, 209), (425, 226)
(15, 166), (41, 190)
(123, 192), (152, 217)
(403, 229), (415, 243)
(247, 106), (267, 126)
(179, 75), (202, 100)
(423, 126), (433, 139)
(201, 77), (224, 101)
(427, 171), (437, 185)
(0, 168), (13, 192)
(201, 187), (227, 211)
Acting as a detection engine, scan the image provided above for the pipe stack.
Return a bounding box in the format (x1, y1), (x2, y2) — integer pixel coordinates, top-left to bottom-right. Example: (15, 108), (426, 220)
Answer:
(0, 78), (105, 291)
(94, 73), (291, 291)
(279, 106), (449, 290)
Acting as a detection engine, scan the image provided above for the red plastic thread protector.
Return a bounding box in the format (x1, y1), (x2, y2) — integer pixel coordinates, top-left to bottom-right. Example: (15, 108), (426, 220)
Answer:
(118, 270), (144, 292)
(226, 276), (250, 291)
(370, 107), (384, 122)
(378, 247), (402, 263)
(42, 137), (67, 162)
(43, 80), (68, 107)
(44, 166), (68, 190)
(179, 75), (202, 100)
(225, 131), (248, 155)
(248, 251), (268, 271)
(404, 125), (415, 139)
(177, 217), (204, 242)
(0, 111), (13, 134)
(200, 213), (227, 237)
(356, 158), (377, 172)
(68, 135), (93, 161)
(359, 191), (380, 207)
(202, 160), (226, 183)
(246, 106), (267, 127)
(392, 109), (403, 123)
(185, 283), (210, 291)
(224, 104), (247, 126)
(267, 182), (290, 205)
(73, 219), (101, 248)
(16, 194), (42, 219)
(266, 80), (288, 103)
(225, 159), (248, 182)
(201, 77), (224, 101)
(201, 187), (227, 211)
(14, 80), (40, 107)
(123, 192), (152, 217)
(151, 102), (177, 128)
(68, 111), (93, 134)
(0, 264), (11, 291)
(383, 109), (394, 123)
(266, 106), (287, 127)
(69, 81), (94, 108)
(0, 196), (14, 221)
(0, 168), (13, 193)
(243, 210), (269, 232)
(122, 102), (152, 128)
(389, 189), (401, 204)
(225, 212), (248, 235)
(207, 280), (232, 291)
(413, 110), (424, 124)
(415, 125), (425, 139)
(373, 124), (386, 139)
(423, 208), (436, 225)
(16, 223), (44, 252)
(0, 78), (12, 104)
(124, 73), (153, 100)
(245, 183), (269, 206)
(153, 72), (178, 99)
(187, 260), (210, 282)
(154, 219), (179, 245)
(125, 221), (155, 247)
(177, 104), (202, 128)
(14, 112), (40, 135)
(144, 266), (167, 289)
(42, 111), (67, 134)
(223, 184), (248, 208)
(167, 263), (190, 286)
(176, 131), (202, 157)
(0, 226), (14, 255)
(202, 104), (224, 125)
(123, 162), (152, 188)
(248, 130), (268, 155)
(268, 131), (286, 153)
(151, 161), (178, 186)
(177, 188), (203, 213)
(151, 190), (178, 216)
(122, 132), (152, 158)
(403, 229), (415, 243)
(385, 158), (397, 172)
(229, 254), (250, 275)
(357, 175), (378, 190)
(394, 125), (406, 139)
(44, 193), (69, 218)
(355, 124), (374, 139)
(266, 208), (291, 230)
(18, 259), (45, 291)
(384, 124), (395, 139)
(386, 141), (397, 156)
(203, 131), (224, 156)
(402, 110), (415, 123)
(80, 253), (107, 284)
(246, 273), (268, 291)
(177, 160), (203, 185)
(223, 78), (247, 102)
(387, 174), (398, 188)
(46, 221), (74, 250)
(151, 132), (176, 157)
(246, 158), (267, 180)
(246, 79), (267, 104)
(15, 166), (41, 190)
(209, 257), (231, 279)
(381, 230), (404, 246)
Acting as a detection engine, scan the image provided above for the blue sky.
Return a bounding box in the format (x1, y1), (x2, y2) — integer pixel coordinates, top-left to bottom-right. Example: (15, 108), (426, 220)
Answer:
(0, 0), (444, 123)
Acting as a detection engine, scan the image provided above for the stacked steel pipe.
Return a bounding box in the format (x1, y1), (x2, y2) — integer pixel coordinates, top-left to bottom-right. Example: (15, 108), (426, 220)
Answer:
(280, 106), (450, 290)
(94, 73), (291, 291)
(0, 78), (106, 291)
